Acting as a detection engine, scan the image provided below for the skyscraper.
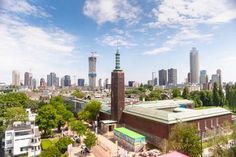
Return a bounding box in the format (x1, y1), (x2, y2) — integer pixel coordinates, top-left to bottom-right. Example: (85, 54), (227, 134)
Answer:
(64, 75), (71, 86)
(98, 78), (102, 89)
(12, 70), (20, 86)
(159, 69), (167, 86)
(61, 77), (65, 87)
(111, 48), (125, 122)
(24, 72), (32, 88)
(88, 53), (97, 89)
(190, 47), (199, 84)
(32, 78), (36, 90)
(200, 70), (207, 84)
(40, 78), (46, 87)
(217, 69), (222, 84)
(47, 72), (57, 87)
(78, 79), (85, 87)
(168, 68), (177, 85)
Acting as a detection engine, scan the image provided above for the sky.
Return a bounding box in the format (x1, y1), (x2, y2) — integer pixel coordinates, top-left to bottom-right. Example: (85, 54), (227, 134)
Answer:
(0, 0), (236, 85)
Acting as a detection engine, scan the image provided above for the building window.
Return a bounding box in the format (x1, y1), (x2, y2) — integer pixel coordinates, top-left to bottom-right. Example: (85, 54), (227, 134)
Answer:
(6, 140), (12, 144)
(20, 147), (28, 151)
(211, 119), (213, 128)
(216, 118), (219, 126)
(6, 132), (12, 136)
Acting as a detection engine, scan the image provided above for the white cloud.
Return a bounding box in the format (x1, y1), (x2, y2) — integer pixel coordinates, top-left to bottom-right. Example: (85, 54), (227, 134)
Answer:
(100, 35), (136, 47)
(147, 0), (236, 28)
(143, 47), (170, 55)
(0, 0), (49, 17)
(144, 27), (213, 55)
(0, 10), (79, 83)
(83, 0), (141, 25)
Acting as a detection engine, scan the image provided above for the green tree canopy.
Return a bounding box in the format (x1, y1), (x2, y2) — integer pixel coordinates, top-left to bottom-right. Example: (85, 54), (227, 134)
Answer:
(172, 88), (181, 98)
(146, 89), (161, 101)
(78, 100), (101, 121)
(70, 120), (87, 136)
(4, 107), (28, 126)
(212, 83), (220, 106)
(36, 105), (58, 136)
(84, 131), (97, 149)
(182, 87), (190, 99)
(40, 146), (61, 157)
(72, 89), (85, 99)
(55, 137), (73, 154)
(168, 123), (201, 157)
(0, 92), (29, 107)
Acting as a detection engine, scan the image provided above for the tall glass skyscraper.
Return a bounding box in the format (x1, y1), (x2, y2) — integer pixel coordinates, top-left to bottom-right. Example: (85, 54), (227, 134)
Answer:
(190, 47), (199, 84)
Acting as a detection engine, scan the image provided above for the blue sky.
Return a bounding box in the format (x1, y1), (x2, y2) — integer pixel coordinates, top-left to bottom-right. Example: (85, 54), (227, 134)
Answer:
(0, 0), (236, 85)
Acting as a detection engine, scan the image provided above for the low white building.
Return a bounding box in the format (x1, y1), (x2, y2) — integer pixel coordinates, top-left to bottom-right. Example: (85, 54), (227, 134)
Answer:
(2, 109), (41, 157)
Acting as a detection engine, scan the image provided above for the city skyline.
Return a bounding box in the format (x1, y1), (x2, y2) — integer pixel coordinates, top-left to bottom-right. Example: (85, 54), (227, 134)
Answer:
(0, 0), (236, 84)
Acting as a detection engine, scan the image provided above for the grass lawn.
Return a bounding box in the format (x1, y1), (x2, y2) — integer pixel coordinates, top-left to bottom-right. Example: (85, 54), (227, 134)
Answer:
(41, 138), (59, 150)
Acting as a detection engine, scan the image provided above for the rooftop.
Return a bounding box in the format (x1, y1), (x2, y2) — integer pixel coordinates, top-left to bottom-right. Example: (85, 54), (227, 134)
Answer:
(114, 127), (145, 139)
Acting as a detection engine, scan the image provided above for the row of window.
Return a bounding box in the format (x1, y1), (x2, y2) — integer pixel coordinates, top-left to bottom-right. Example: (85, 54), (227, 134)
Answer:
(197, 118), (219, 131)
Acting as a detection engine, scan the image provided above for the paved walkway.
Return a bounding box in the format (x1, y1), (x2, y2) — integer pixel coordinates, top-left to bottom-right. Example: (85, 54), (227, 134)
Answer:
(92, 145), (110, 157)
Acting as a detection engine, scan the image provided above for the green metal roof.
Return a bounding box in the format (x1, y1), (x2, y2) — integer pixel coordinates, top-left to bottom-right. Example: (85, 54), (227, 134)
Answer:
(114, 127), (145, 139)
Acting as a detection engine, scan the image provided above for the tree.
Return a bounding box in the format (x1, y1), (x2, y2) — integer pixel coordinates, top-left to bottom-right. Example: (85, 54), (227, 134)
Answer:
(78, 100), (101, 121)
(70, 120), (87, 136)
(40, 146), (61, 157)
(172, 88), (181, 98)
(55, 137), (73, 154)
(36, 105), (58, 136)
(0, 92), (29, 107)
(212, 83), (220, 106)
(182, 87), (190, 99)
(190, 91), (203, 107)
(146, 90), (161, 101)
(168, 123), (201, 157)
(55, 104), (73, 132)
(84, 131), (97, 149)
(4, 107), (28, 125)
(72, 89), (85, 99)
(218, 83), (225, 106)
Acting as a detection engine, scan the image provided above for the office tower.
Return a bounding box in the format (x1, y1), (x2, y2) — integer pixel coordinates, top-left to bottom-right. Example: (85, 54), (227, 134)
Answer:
(64, 75), (71, 86)
(152, 72), (156, 86)
(32, 78), (36, 90)
(88, 53), (97, 89)
(98, 78), (102, 88)
(61, 77), (65, 87)
(187, 72), (191, 83)
(211, 74), (220, 84)
(55, 77), (59, 87)
(47, 72), (57, 87)
(200, 70), (207, 84)
(78, 79), (85, 87)
(128, 81), (135, 87)
(217, 69), (222, 84)
(40, 78), (46, 87)
(168, 68), (177, 85)
(111, 48), (125, 122)
(24, 72), (32, 88)
(153, 77), (158, 86)
(12, 70), (20, 86)
(190, 47), (199, 84)
(104, 78), (109, 89)
(159, 69), (167, 86)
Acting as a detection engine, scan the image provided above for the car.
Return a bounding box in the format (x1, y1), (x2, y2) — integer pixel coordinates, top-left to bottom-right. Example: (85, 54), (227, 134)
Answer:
(81, 144), (86, 149)
(75, 137), (81, 143)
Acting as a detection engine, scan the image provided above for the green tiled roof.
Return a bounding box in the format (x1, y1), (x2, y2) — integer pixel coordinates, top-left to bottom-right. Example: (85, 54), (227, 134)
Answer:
(114, 127), (144, 139)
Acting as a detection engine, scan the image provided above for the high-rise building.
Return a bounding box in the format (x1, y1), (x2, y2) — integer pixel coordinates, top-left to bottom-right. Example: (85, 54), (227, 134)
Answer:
(47, 72), (57, 87)
(24, 72), (32, 88)
(111, 48), (125, 122)
(211, 74), (220, 84)
(98, 78), (102, 89)
(128, 81), (135, 87)
(61, 77), (65, 87)
(187, 72), (191, 83)
(104, 78), (109, 89)
(159, 69), (167, 86)
(190, 47), (199, 84)
(168, 68), (177, 85)
(40, 78), (46, 87)
(64, 75), (71, 86)
(88, 53), (97, 89)
(78, 79), (85, 87)
(32, 78), (36, 90)
(12, 70), (20, 86)
(200, 70), (207, 84)
(217, 69), (222, 85)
